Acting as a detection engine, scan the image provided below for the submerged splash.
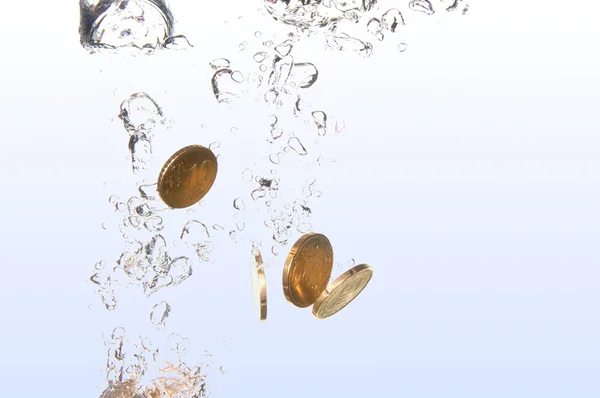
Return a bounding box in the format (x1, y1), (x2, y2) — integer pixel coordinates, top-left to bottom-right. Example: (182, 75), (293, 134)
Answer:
(79, 0), (191, 52)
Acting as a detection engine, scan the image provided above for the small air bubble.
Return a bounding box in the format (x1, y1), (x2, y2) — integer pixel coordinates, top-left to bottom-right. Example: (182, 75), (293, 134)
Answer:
(269, 153), (280, 164)
(231, 71), (245, 83)
(230, 127), (238, 134)
(255, 31), (262, 38)
(254, 52), (268, 63)
(150, 301), (171, 329)
(398, 42), (408, 52)
(101, 223), (108, 230)
(297, 223), (312, 233)
(210, 58), (230, 70)
(233, 198), (246, 211)
(268, 115), (278, 126)
(111, 327), (125, 341)
(409, 0), (434, 15)
(288, 137), (307, 156)
(259, 64), (268, 72)
(242, 168), (253, 182)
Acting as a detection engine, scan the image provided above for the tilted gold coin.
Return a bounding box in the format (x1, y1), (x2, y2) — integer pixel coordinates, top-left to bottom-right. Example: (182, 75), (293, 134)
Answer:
(157, 145), (218, 209)
(283, 233), (334, 308)
(251, 251), (267, 321)
(312, 263), (373, 319)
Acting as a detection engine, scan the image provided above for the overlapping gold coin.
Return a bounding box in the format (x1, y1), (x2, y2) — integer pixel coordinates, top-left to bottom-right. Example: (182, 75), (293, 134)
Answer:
(282, 232), (373, 319)
(157, 145), (218, 209)
(251, 250), (267, 321)
(282, 233), (334, 308)
(312, 263), (373, 319)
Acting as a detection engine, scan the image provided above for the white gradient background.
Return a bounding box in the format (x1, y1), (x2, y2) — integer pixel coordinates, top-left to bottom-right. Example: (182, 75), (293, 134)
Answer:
(0, 0), (599, 397)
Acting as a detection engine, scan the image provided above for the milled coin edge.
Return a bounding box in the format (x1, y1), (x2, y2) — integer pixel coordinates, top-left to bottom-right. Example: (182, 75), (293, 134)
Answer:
(312, 263), (373, 320)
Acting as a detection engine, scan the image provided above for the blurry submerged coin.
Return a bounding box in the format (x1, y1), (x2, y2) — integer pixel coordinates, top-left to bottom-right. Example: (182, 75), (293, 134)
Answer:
(157, 145), (218, 209)
(251, 251), (267, 321)
(313, 263), (373, 319)
(283, 233), (333, 308)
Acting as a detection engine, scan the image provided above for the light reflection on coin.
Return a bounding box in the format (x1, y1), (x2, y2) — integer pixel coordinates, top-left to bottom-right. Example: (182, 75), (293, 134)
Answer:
(251, 251), (267, 321)
(283, 232), (334, 308)
(312, 263), (373, 319)
(157, 145), (218, 209)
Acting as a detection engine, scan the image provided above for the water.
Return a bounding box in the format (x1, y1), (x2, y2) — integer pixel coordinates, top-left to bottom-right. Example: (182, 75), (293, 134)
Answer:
(91, 2), (472, 395)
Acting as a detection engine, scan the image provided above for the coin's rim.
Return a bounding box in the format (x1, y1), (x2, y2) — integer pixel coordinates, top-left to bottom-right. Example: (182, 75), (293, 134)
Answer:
(157, 145), (218, 209)
(256, 266), (267, 321)
(282, 232), (333, 308)
(312, 263), (373, 320)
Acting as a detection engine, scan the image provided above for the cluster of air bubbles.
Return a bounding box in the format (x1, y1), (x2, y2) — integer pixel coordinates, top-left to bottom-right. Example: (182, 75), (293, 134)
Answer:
(79, 0), (192, 53)
(123, 193), (165, 233)
(118, 93), (166, 174)
(180, 220), (214, 262)
(251, 176), (281, 201)
(210, 33), (319, 111)
(99, 327), (208, 398)
(264, 198), (314, 255)
(91, 234), (195, 308)
(261, 0), (469, 57)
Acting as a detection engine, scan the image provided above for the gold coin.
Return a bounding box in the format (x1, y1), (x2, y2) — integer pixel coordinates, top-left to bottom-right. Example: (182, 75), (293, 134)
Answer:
(157, 145), (218, 209)
(312, 263), (373, 319)
(251, 251), (267, 321)
(282, 233), (334, 308)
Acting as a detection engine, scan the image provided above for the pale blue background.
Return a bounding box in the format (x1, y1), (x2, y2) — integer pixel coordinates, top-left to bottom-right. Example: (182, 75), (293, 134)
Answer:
(0, 0), (598, 397)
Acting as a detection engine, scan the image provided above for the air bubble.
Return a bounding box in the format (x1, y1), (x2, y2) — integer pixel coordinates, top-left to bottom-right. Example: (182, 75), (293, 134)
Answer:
(233, 198), (246, 211)
(254, 52), (268, 63)
(242, 168), (254, 182)
(150, 301), (171, 330)
(288, 137), (307, 155)
(236, 221), (245, 231)
(231, 71), (245, 83)
(409, 0), (435, 15)
(210, 58), (231, 70)
(398, 42), (408, 52)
